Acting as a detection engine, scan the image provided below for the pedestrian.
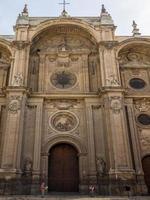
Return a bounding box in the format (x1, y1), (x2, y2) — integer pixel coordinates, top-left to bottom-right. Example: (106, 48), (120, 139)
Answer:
(89, 185), (95, 197)
(40, 182), (48, 197)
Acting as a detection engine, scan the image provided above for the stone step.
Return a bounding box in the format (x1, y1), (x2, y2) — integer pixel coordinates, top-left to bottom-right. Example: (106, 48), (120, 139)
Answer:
(0, 196), (150, 200)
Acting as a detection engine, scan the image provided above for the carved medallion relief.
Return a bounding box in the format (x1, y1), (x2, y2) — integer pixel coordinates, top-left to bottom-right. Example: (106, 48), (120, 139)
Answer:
(50, 111), (79, 133)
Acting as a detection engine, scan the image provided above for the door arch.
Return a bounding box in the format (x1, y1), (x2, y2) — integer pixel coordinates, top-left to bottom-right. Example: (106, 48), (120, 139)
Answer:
(142, 155), (150, 193)
(48, 143), (79, 192)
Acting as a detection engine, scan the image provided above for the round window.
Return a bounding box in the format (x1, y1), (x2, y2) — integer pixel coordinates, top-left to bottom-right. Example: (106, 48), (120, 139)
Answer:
(129, 78), (146, 89)
(51, 71), (77, 89)
(137, 114), (150, 126)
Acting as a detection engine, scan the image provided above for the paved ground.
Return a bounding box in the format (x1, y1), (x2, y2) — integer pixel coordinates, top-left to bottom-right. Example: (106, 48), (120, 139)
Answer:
(0, 196), (150, 200)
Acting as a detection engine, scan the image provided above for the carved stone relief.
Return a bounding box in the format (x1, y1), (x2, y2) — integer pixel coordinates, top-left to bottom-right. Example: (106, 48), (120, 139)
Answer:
(50, 111), (79, 132)
(139, 129), (150, 153)
(135, 98), (150, 112)
(45, 99), (79, 110)
(12, 41), (30, 50)
(119, 52), (150, 66)
(13, 73), (23, 86)
(106, 75), (120, 86)
(8, 96), (22, 113)
(0, 51), (10, 65)
(110, 96), (122, 114)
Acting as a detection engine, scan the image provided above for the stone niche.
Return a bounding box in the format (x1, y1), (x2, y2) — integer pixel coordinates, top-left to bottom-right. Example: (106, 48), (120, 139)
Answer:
(0, 46), (11, 90)
(28, 25), (99, 93)
(118, 44), (150, 94)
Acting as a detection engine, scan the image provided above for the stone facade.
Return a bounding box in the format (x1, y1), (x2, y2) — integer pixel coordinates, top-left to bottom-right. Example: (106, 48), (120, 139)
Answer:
(0, 5), (150, 196)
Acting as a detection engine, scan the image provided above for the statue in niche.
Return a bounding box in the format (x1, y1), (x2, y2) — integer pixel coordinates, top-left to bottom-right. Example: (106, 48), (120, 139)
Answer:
(23, 157), (32, 176)
(96, 157), (106, 176)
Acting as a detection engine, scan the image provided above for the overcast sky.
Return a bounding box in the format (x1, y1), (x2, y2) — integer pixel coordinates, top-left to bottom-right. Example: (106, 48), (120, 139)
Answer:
(0, 0), (150, 36)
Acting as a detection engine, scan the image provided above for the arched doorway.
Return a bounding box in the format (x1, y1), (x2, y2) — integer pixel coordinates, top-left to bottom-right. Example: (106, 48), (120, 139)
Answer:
(142, 156), (150, 193)
(48, 143), (79, 192)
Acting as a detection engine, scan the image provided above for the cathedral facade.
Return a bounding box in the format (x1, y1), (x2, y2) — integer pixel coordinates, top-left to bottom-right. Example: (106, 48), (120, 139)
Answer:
(0, 5), (150, 195)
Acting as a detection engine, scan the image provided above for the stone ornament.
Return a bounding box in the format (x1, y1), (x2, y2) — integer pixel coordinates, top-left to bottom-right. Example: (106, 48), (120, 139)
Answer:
(135, 98), (150, 112)
(50, 111), (79, 132)
(110, 96), (122, 114)
(13, 72), (23, 86)
(8, 96), (21, 113)
(106, 75), (120, 86)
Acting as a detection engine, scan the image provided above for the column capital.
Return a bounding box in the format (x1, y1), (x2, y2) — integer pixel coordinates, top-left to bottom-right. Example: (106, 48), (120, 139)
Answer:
(12, 41), (31, 50)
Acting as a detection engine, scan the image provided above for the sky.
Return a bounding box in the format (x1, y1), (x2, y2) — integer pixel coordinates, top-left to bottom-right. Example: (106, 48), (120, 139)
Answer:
(0, 0), (150, 36)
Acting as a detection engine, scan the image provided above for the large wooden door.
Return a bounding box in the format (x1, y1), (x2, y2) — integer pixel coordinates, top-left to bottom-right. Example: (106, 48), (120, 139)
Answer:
(142, 156), (150, 193)
(48, 143), (79, 192)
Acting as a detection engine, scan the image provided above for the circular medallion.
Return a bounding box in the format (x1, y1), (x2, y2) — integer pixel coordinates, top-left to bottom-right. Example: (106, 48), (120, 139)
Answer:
(129, 78), (146, 89)
(50, 112), (78, 132)
(137, 114), (150, 126)
(51, 71), (77, 89)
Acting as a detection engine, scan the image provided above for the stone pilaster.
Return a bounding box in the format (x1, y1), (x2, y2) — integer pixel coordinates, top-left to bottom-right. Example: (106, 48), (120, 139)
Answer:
(32, 99), (43, 177)
(104, 92), (134, 172)
(38, 55), (46, 92)
(99, 42), (120, 88)
(10, 41), (31, 87)
(85, 99), (97, 185)
(0, 89), (27, 177)
(81, 54), (90, 92)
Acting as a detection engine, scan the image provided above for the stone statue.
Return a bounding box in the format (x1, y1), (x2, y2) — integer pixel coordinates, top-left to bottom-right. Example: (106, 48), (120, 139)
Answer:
(24, 158), (32, 176)
(96, 157), (106, 176)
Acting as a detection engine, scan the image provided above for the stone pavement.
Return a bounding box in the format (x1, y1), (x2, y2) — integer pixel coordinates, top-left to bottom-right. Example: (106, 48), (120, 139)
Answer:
(0, 195), (150, 200)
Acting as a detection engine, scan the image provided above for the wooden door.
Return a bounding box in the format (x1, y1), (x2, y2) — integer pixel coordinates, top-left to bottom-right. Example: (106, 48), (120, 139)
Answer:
(142, 156), (150, 193)
(48, 143), (79, 192)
